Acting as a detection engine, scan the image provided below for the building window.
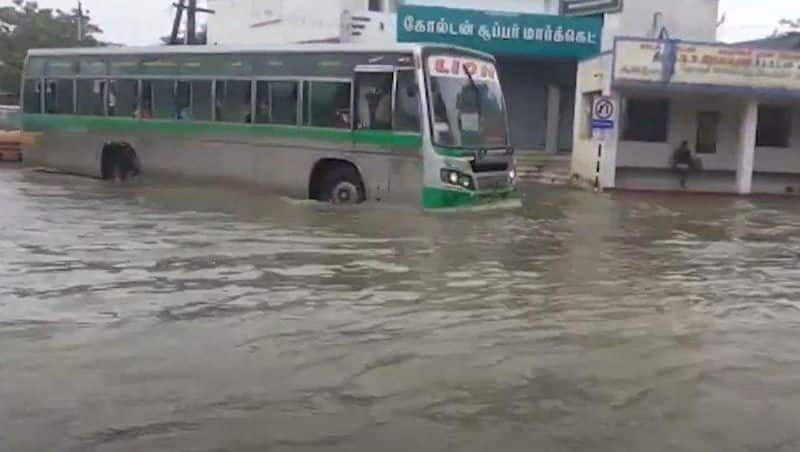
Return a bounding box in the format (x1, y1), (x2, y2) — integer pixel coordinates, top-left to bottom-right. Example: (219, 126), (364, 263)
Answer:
(368, 0), (383, 12)
(622, 98), (669, 142)
(696, 111), (720, 154)
(756, 106), (791, 148)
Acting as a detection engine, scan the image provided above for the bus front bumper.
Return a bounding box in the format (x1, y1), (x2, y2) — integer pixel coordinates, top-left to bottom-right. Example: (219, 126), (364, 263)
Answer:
(422, 186), (521, 211)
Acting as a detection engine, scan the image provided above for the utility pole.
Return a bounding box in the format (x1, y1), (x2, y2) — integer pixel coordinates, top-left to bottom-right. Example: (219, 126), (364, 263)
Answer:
(170, 0), (214, 45)
(186, 0), (197, 45)
(170, 0), (186, 45)
(76, 1), (86, 44)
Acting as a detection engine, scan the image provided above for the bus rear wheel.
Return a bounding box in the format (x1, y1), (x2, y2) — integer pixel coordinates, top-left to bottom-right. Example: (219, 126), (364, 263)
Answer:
(322, 166), (365, 205)
(101, 143), (141, 182)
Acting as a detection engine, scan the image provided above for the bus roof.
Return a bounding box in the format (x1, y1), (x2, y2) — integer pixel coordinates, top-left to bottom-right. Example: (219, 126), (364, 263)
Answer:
(28, 43), (496, 61)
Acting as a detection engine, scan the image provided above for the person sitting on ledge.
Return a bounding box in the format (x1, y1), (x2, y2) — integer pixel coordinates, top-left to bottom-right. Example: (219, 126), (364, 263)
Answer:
(671, 141), (701, 189)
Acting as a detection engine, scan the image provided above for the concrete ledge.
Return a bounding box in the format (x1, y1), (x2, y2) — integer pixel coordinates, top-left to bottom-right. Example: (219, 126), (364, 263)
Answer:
(614, 167), (800, 195)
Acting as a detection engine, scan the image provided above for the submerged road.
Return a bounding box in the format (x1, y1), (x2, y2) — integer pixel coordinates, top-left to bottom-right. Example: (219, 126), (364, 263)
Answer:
(2, 165), (800, 451)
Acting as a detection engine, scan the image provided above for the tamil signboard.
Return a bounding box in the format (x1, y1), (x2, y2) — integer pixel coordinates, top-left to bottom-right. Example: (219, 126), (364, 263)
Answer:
(613, 38), (800, 93)
(612, 39), (666, 83)
(560, 0), (623, 16)
(397, 5), (603, 60)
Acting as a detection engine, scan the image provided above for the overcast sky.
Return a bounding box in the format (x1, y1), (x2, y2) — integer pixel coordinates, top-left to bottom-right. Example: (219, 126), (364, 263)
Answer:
(3, 0), (798, 45)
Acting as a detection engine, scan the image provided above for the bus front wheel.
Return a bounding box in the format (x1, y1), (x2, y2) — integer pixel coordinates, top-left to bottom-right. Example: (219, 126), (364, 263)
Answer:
(322, 166), (365, 205)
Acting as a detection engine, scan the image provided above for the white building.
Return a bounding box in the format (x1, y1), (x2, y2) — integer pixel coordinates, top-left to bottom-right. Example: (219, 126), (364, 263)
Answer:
(207, 0), (720, 155)
(571, 37), (800, 195)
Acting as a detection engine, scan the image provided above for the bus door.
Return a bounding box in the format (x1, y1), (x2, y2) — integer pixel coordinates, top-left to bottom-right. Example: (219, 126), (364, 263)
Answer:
(353, 66), (421, 151)
(354, 66), (395, 138)
(353, 65), (422, 200)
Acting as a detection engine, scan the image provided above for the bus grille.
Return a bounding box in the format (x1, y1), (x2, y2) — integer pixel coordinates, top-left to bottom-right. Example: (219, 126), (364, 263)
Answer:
(476, 173), (511, 191)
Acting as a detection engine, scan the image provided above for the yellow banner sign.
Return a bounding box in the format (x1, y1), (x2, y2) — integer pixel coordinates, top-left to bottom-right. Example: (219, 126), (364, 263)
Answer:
(613, 40), (664, 83)
(613, 39), (800, 92)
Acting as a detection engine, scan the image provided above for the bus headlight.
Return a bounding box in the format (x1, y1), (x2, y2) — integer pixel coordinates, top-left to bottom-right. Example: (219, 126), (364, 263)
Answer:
(448, 171), (459, 184)
(441, 169), (474, 190)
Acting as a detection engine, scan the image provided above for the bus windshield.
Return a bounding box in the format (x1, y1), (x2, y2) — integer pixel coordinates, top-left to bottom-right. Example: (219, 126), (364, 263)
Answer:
(426, 55), (508, 149)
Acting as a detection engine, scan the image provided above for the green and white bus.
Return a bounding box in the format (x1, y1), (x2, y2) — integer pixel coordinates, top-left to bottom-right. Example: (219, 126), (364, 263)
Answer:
(21, 44), (519, 210)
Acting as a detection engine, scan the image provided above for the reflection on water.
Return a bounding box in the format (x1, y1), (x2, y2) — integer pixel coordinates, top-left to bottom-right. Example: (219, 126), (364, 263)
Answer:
(3, 165), (800, 451)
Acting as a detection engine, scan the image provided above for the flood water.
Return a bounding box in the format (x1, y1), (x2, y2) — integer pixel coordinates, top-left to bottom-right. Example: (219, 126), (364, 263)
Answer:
(2, 164), (800, 452)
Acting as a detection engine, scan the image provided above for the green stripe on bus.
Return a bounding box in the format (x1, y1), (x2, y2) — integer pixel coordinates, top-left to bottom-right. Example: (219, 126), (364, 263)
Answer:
(433, 146), (475, 158)
(22, 114), (422, 149)
(422, 186), (520, 209)
(422, 186), (476, 209)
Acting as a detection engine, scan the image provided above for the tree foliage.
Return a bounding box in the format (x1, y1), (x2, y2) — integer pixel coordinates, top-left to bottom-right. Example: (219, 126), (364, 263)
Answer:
(0, 0), (104, 97)
(779, 18), (800, 30)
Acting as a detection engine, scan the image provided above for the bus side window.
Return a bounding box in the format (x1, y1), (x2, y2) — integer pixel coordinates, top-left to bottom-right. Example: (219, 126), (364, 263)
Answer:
(149, 80), (177, 120)
(304, 81), (351, 129)
(256, 81), (298, 125)
(214, 80), (251, 123)
(175, 81), (212, 121)
(175, 81), (191, 120)
(394, 71), (421, 133)
(77, 79), (107, 116)
(191, 81), (213, 121)
(45, 79), (75, 115)
(23, 80), (42, 114)
(355, 72), (393, 131)
(108, 80), (138, 118)
(139, 81), (154, 119)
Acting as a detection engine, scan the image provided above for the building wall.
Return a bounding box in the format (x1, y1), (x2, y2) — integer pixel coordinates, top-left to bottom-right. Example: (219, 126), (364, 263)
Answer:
(571, 54), (612, 185)
(346, 0), (558, 45)
(601, 0), (720, 51)
(207, 0), (362, 45)
(616, 98), (800, 175)
(616, 94), (742, 171)
(207, 0), (573, 46)
(405, 0), (557, 15)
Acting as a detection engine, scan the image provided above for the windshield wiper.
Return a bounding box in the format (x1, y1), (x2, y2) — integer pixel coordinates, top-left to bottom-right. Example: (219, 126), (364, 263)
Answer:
(463, 64), (484, 159)
(463, 64), (482, 120)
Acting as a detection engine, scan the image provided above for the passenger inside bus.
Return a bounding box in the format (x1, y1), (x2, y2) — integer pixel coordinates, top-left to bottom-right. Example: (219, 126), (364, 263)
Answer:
(44, 81), (58, 114)
(215, 80), (251, 123)
(357, 73), (393, 130)
(175, 81), (191, 120)
(136, 82), (154, 119)
(334, 84), (352, 129)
